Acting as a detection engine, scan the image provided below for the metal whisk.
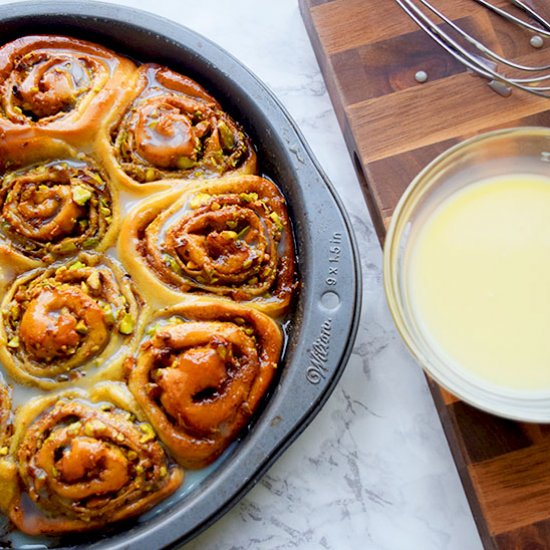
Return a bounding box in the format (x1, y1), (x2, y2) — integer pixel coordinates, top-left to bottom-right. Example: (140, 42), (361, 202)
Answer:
(395, 0), (550, 97)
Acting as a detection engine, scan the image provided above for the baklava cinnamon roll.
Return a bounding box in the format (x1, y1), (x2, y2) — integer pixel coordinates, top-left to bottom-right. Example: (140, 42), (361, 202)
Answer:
(0, 253), (144, 389)
(2, 385), (183, 535)
(0, 35), (137, 145)
(127, 301), (282, 469)
(99, 64), (256, 189)
(0, 154), (117, 270)
(119, 175), (295, 315)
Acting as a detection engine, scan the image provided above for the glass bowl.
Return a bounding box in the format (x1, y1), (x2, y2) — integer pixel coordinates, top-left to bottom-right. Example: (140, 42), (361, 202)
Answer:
(384, 127), (550, 422)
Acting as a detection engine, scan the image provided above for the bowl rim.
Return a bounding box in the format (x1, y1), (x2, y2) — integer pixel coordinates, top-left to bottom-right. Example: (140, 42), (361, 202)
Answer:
(384, 126), (550, 423)
(0, 1), (362, 549)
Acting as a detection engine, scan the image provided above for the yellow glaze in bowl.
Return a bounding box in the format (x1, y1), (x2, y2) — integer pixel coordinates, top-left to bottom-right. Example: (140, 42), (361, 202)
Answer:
(384, 128), (550, 422)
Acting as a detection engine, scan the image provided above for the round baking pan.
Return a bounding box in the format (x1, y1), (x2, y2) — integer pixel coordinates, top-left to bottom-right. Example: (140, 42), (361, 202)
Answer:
(0, 2), (361, 548)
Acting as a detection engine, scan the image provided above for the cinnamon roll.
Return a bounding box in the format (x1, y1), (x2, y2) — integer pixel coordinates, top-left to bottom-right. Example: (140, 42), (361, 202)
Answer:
(0, 252), (144, 389)
(0, 35), (137, 145)
(127, 301), (283, 469)
(0, 153), (117, 269)
(119, 175), (295, 315)
(2, 385), (183, 535)
(100, 64), (256, 189)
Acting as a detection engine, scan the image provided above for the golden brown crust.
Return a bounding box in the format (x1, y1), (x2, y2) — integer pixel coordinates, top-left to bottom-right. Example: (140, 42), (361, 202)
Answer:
(98, 64), (256, 191)
(119, 175), (296, 315)
(4, 386), (183, 535)
(0, 35), (138, 146)
(0, 252), (145, 389)
(127, 301), (282, 469)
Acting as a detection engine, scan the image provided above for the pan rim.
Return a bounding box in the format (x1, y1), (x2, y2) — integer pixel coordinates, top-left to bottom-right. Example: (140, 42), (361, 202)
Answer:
(0, 2), (362, 548)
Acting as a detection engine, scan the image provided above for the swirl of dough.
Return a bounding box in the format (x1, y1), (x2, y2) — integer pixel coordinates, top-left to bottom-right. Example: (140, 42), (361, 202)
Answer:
(0, 35), (138, 145)
(102, 64), (256, 189)
(3, 386), (182, 535)
(119, 175), (295, 315)
(128, 301), (282, 469)
(0, 156), (117, 269)
(0, 252), (144, 389)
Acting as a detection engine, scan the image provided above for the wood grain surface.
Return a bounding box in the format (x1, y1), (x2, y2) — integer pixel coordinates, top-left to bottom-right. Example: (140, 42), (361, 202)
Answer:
(299, 1), (550, 548)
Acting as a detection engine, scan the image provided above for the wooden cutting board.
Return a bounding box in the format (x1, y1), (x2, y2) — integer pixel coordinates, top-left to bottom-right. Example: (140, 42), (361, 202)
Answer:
(299, 1), (550, 549)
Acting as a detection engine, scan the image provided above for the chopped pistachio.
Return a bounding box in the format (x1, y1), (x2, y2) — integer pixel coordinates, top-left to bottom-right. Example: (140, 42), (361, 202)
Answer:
(0, 447), (8, 456)
(75, 320), (88, 334)
(239, 192), (258, 203)
(269, 211), (283, 230)
(226, 220), (238, 229)
(99, 204), (111, 217)
(69, 260), (86, 271)
(221, 230), (238, 241)
(189, 193), (211, 209)
(159, 466), (168, 478)
(217, 120), (235, 150)
(83, 238), (99, 248)
(59, 241), (77, 253)
(84, 419), (106, 436)
(10, 303), (20, 320)
(119, 312), (135, 335)
(242, 258), (253, 269)
(236, 226), (250, 240)
(72, 185), (93, 206)
(68, 421), (82, 434)
(139, 423), (156, 443)
(87, 271), (101, 290)
(128, 450), (138, 461)
(163, 254), (183, 275)
(90, 172), (104, 185)
(146, 322), (162, 336)
(210, 202), (221, 211)
(176, 156), (195, 169)
(101, 303), (115, 324)
(145, 168), (156, 181)
(7, 336), (19, 348)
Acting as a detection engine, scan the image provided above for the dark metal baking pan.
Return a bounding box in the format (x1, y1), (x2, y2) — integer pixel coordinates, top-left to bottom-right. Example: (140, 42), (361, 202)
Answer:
(0, 2), (361, 548)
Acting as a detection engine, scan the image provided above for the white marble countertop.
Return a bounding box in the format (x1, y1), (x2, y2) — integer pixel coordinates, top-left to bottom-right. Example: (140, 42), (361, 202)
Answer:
(0, 0), (484, 548)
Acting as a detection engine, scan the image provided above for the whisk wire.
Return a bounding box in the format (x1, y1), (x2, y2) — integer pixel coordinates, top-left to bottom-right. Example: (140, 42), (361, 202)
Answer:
(395, 0), (550, 97)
